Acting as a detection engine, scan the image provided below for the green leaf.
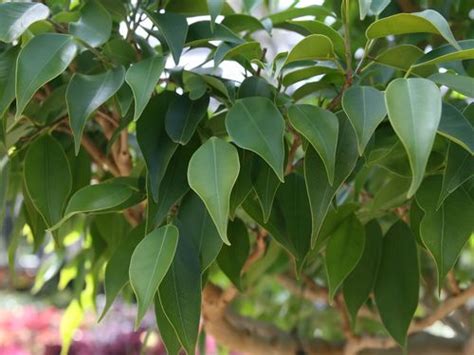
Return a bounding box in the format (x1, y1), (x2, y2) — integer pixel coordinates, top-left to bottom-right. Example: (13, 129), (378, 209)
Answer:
(129, 225), (179, 327)
(166, 0), (234, 16)
(282, 66), (339, 87)
(288, 104), (339, 183)
(0, 47), (19, 116)
(186, 21), (243, 46)
(358, 0), (371, 20)
(125, 55), (165, 121)
(24, 135), (72, 228)
(285, 34), (335, 65)
(366, 10), (460, 50)
(384, 78), (442, 198)
(253, 157), (280, 222)
(229, 150), (254, 217)
(342, 86), (386, 155)
(325, 214), (365, 299)
(370, 0), (391, 15)
(0, 2), (50, 43)
(226, 97), (285, 182)
(217, 218), (250, 290)
(67, 67), (125, 154)
(238, 76), (274, 99)
(178, 192), (223, 272)
(165, 94), (209, 145)
(221, 14), (266, 33)
(374, 221), (419, 347)
(214, 41), (262, 65)
(343, 220), (383, 325)
(266, 6), (334, 25)
(15, 33), (77, 119)
(437, 103), (474, 154)
(154, 296), (182, 355)
(304, 115), (359, 247)
(99, 224), (145, 321)
(430, 73), (474, 98)
(208, 0), (224, 30)
(158, 226), (201, 355)
(137, 92), (179, 202)
(147, 11), (188, 65)
(69, 0), (112, 47)
(187, 137), (240, 245)
(413, 39), (474, 67)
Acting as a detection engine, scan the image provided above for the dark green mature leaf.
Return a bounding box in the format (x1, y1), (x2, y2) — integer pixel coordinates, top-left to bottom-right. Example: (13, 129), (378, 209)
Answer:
(217, 218), (250, 290)
(229, 150), (254, 217)
(288, 104), (339, 183)
(214, 41), (262, 65)
(137, 92), (179, 202)
(385, 78), (442, 197)
(166, 0), (234, 16)
(238, 76), (274, 99)
(282, 66), (340, 87)
(253, 158), (280, 222)
(147, 11), (188, 65)
(154, 296), (182, 355)
(165, 94), (209, 145)
(24, 135), (72, 228)
(430, 73), (474, 98)
(0, 2), (49, 43)
(438, 103), (474, 154)
(130, 225), (179, 327)
(304, 115), (359, 247)
(221, 14), (266, 33)
(178, 192), (223, 272)
(125, 55), (165, 121)
(226, 97), (285, 182)
(99, 224), (145, 321)
(325, 215), (365, 299)
(285, 34), (335, 65)
(366, 10), (459, 49)
(0, 156), (9, 225)
(342, 86), (386, 155)
(158, 226), (201, 355)
(414, 40), (474, 67)
(343, 220), (383, 325)
(67, 67), (125, 154)
(188, 137), (240, 245)
(375, 221), (419, 347)
(16, 33), (77, 119)
(0, 47), (19, 116)
(69, 0), (112, 47)
(186, 21), (243, 46)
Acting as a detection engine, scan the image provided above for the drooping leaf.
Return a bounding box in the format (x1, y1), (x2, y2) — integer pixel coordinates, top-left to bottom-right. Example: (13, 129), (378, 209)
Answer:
(67, 67), (125, 154)
(0, 47), (19, 116)
(343, 220), (383, 325)
(413, 39), (474, 68)
(288, 104), (339, 183)
(125, 55), (165, 121)
(226, 97), (285, 182)
(342, 86), (387, 155)
(374, 221), (419, 347)
(69, 0), (112, 47)
(188, 137), (240, 245)
(24, 135), (72, 228)
(369, 0), (391, 15)
(253, 157), (280, 222)
(208, 0), (224, 30)
(214, 41), (262, 65)
(229, 150), (254, 217)
(430, 73), (474, 98)
(0, 2), (50, 43)
(325, 214), (365, 299)
(217, 218), (250, 290)
(285, 34), (335, 65)
(437, 102), (474, 154)
(16, 34), (77, 119)
(154, 296), (182, 355)
(129, 225), (179, 327)
(186, 21), (243, 46)
(384, 78), (442, 197)
(358, 0), (371, 20)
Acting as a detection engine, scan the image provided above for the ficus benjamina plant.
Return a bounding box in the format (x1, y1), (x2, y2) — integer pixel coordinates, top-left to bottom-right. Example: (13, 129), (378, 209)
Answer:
(0, 0), (473, 354)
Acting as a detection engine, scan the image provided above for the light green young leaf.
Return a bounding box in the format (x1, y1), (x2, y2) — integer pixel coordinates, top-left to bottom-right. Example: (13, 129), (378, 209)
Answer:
(358, 0), (371, 20)
(437, 103), (474, 154)
(187, 137), (240, 245)
(129, 225), (179, 328)
(66, 66), (125, 154)
(69, 0), (112, 47)
(226, 97), (285, 182)
(16, 33), (77, 119)
(430, 73), (474, 98)
(285, 34), (335, 65)
(125, 55), (165, 121)
(288, 104), (339, 184)
(208, 0), (224, 30)
(0, 2), (50, 43)
(385, 78), (442, 197)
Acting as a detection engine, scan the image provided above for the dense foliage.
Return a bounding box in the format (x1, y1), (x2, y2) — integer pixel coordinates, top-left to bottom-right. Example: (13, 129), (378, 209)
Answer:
(1, 0), (473, 353)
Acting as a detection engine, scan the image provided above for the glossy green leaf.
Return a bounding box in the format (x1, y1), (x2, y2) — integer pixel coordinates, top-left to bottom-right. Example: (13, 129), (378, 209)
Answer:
(413, 40), (474, 67)
(129, 225), (179, 327)
(147, 11), (188, 65)
(385, 78), (442, 197)
(342, 86), (387, 155)
(0, 2), (50, 43)
(325, 214), (365, 299)
(67, 67), (125, 154)
(229, 150), (254, 217)
(186, 21), (243, 46)
(0, 47), (19, 116)
(188, 137), (240, 245)
(253, 158), (280, 222)
(288, 104), (338, 183)
(158, 226), (201, 355)
(178, 192), (223, 272)
(16, 33), (77, 119)
(266, 5), (333, 25)
(24, 135), (72, 228)
(437, 103), (474, 154)
(221, 14), (266, 33)
(165, 94), (209, 145)
(214, 41), (262, 65)
(154, 296), (182, 355)
(217, 218), (250, 290)
(304, 115), (359, 246)
(374, 221), (419, 347)
(125, 55), (165, 121)
(430, 73), (474, 98)
(366, 10), (460, 50)
(69, 0), (112, 47)
(226, 97), (285, 182)
(285, 34), (335, 65)
(208, 0), (224, 30)
(343, 220), (383, 325)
